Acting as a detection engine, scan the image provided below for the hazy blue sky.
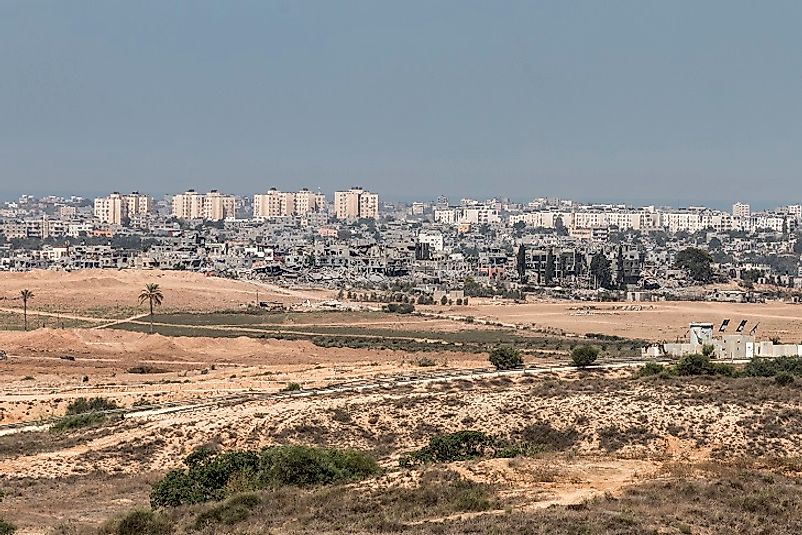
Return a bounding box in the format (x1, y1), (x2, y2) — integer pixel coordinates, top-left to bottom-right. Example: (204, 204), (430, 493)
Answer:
(2, 1), (801, 205)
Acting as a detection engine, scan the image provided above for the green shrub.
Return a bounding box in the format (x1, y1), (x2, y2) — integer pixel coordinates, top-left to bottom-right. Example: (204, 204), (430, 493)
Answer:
(744, 356), (802, 378)
(775, 372), (795, 386)
(151, 450), (261, 507)
(400, 430), (505, 467)
(50, 412), (109, 433)
(384, 302), (415, 314)
(571, 345), (599, 368)
(282, 383), (302, 392)
(65, 397), (120, 415)
(488, 346), (523, 370)
(415, 356), (436, 367)
(150, 446), (379, 508)
(674, 354), (735, 377)
(100, 509), (171, 535)
(259, 445), (379, 487)
(0, 519), (16, 535)
(675, 354), (714, 375)
(635, 362), (671, 378)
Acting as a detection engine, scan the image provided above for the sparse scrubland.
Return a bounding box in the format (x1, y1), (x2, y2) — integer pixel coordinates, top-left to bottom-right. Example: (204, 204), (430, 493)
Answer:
(4, 364), (802, 534)
(2, 271), (802, 533)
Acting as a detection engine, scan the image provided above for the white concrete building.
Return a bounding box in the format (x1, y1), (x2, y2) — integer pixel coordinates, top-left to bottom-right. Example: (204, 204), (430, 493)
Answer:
(254, 188), (326, 219)
(124, 192), (154, 216)
(334, 187), (379, 220)
(203, 190), (236, 221)
(172, 190), (235, 221)
(94, 193), (126, 225)
(418, 230), (444, 252)
(732, 202), (751, 218)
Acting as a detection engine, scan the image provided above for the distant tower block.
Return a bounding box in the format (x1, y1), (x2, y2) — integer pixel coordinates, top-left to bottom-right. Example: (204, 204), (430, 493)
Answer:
(689, 323), (714, 345)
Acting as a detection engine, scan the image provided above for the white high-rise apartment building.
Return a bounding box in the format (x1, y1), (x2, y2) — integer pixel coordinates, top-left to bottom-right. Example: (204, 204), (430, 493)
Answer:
(253, 188), (326, 219)
(124, 192), (154, 216)
(203, 190), (237, 221)
(172, 190), (205, 219)
(732, 202), (751, 218)
(334, 187), (379, 220)
(172, 190), (235, 221)
(294, 188), (327, 216)
(253, 189), (286, 219)
(94, 192), (127, 225)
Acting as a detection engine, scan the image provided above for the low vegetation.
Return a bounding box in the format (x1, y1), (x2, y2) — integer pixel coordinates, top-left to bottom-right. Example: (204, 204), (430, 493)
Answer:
(150, 445), (379, 507)
(50, 397), (121, 433)
(488, 346), (523, 370)
(400, 425), (580, 468)
(0, 519), (16, 535)
(383, 302), (415, 314)
(570, 345), (599, 367)
(636, 355), (802, 381)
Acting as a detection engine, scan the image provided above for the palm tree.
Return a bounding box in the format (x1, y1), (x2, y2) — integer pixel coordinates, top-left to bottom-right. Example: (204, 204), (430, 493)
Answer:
(138, 283), (164, 334)
(19, 289), (34, 331)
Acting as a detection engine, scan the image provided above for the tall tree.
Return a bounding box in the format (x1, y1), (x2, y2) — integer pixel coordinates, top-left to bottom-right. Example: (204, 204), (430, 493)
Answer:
(19, 289), (34, 331)
(138, 283), (164, 334)
(545, 248), (556, 285)
(675, 247), (714, 283)
(590, 252), (613, 290)
(616, 245), (625, 288)
(516, 243), (527, 283)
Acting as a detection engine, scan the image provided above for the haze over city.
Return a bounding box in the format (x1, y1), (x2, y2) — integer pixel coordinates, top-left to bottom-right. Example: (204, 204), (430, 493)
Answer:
(4, 4), (802, 535)
(3, 1), (802, 203)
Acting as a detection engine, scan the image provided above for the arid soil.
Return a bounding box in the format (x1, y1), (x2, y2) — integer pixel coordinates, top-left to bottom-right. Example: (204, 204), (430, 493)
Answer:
(2, 270), (802, 533)
(0, 269), (332, 318)
(1, 372), (801, 533)
(440, 299), (802, 341)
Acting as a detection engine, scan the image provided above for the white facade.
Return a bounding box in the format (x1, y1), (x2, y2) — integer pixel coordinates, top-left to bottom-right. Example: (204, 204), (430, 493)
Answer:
(94, 193), (126, 225)
(334, 187), (379, 220)
(418, 230), (444, 252)
(124, 192), (154, 216)
(172, 190), (235, 221)
(254, 188), (326, 220)
(732, 202), (751, 218)
(434, 208), (456, 224)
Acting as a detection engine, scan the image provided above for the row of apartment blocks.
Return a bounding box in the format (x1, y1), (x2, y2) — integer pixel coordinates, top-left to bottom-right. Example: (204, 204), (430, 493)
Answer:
(93, 187), (380, 224)
(93, 192), (154, 225)
(253, 188), (327, 219)
(252, 186), (379, 220)
(427, 204), (799, 234)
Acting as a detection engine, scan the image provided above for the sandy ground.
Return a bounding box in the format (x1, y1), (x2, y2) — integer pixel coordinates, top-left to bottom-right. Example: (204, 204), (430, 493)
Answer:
(0, 269), (333, 317)
(2, 372), (799, 533)
(1, 270), (801, 532)
(0, 327), (486, 423)
(436, 299), (802, 342)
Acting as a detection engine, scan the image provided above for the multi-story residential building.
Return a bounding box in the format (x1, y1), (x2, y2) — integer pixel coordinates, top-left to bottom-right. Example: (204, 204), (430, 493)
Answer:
(124, 192), (154, 216)
(294, 188), (326, 215)
(253, 189), (287, 219)
(172, 190), (235, 221)
(172, 190), (206, 219)
(254, 188), (326, 219)
(334, 187), (379, 220)
(732, 202), (751, 218)
(203, 190), (237, 221)
(58, 205), (77, 219)
(418, 230), (444, 252)
(434, 208), (457, 224)
(459, 205), (501, 225)
(94, 193), (127, 225)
